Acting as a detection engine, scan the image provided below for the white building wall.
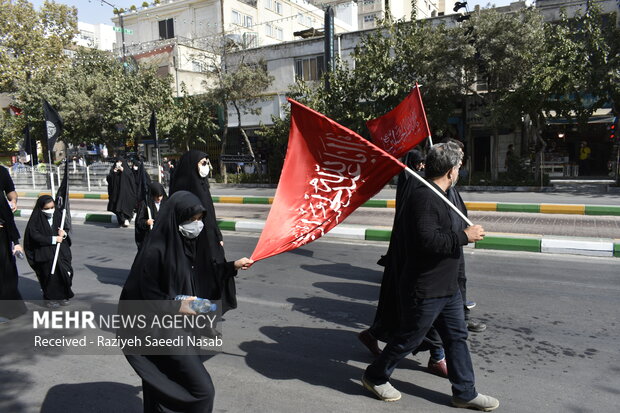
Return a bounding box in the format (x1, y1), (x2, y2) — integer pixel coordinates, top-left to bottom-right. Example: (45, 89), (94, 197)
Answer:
(76, 22), (116, 51)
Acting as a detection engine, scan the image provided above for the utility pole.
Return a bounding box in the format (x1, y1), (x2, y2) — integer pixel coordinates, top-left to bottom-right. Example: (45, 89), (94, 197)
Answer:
(324, 6), (334, 92)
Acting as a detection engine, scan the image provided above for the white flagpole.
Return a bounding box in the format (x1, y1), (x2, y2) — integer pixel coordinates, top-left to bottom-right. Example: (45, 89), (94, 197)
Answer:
(50, 208), (67, 275)
(147, 205), (153, 230)
(427, 135), (434, 147)
(47, 150), (55, 195)
(404, 167), (473, 227)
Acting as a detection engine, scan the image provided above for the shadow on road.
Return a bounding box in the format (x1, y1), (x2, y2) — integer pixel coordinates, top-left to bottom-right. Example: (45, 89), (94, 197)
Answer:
(40, 382), (142, 413)
(300, 263), (383, 283)
(238, 325), (448, 405)
(85, 264), (129, 287)
(287, 296), (375, 329)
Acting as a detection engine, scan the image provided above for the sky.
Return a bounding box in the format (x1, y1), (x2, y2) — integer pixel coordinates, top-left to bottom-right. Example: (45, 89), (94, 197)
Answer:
(31, 0), (516, 26)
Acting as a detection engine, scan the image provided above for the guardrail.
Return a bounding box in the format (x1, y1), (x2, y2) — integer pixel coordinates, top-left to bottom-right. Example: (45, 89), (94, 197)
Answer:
(5, 162), (160, 192)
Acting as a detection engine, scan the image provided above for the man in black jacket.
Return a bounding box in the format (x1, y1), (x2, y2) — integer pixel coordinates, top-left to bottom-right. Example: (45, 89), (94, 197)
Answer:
(361, 142), (499, 411)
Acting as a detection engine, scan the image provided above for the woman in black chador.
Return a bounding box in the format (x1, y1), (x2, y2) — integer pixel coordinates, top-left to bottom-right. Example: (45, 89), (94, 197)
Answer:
(134, 182), (167, 249)
(24, 195), (74, 308)
(120, 191), (252, 413)
(107, 159), (137, 227)
(170, 150), (237, 313)
(0, 179), (27, 320)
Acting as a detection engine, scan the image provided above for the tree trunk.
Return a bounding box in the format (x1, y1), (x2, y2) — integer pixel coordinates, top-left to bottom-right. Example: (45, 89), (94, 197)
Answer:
(233, 102), (259, 173)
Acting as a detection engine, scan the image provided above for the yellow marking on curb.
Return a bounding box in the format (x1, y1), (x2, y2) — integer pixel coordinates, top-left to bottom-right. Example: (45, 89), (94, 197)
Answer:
(465, 202), (497, 211)
(539, 204), (585, 215)
(268, 197), (274, 204)
(218, 196), (244, 204)
(386, 200), (396, 208)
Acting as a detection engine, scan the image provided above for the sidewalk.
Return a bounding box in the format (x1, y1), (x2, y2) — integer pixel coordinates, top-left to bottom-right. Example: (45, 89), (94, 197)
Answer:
(15, 189), (620, 216)
(13, 208), (620, 258)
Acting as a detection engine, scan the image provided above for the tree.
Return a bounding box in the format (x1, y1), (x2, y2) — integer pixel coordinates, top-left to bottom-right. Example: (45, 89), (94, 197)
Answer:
(0, 0), (77, 92)
(198, 40), (274, 182)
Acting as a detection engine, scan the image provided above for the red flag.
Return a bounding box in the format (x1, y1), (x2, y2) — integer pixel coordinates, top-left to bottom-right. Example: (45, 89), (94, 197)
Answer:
(250, 99), (405, 262)
(366, 84), (431, 159)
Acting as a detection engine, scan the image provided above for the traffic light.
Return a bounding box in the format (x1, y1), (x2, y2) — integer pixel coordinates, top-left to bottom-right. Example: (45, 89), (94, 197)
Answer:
(610, 124), (615, 140)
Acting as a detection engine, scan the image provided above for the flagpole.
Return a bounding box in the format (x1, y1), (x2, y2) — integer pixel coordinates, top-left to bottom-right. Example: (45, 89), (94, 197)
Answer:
(50, 208), (67, 275)
(156, 147), (161, 184)
(403, 167), (473, 226)
(48, 149), (55, 195)
(147, 205), (154, 230)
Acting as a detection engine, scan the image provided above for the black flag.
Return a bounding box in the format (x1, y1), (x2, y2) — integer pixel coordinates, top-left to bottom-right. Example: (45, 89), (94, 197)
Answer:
(23, 124), (33, 155)
(55, 159), (71, 233)
(42, 100), (63, 150)
(149, 110), (158, 149)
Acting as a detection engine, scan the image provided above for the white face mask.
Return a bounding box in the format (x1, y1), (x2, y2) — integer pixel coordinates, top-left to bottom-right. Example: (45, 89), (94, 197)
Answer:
(198, 164), (210, 178)
(42, 209), (54, 218)
(133, 165), (139, 170)
(178, 220), (204, 239)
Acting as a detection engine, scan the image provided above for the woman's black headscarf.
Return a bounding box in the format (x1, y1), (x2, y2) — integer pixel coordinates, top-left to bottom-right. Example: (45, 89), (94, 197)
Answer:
(106, 160), (122, 213)
(170, 150), (239, 313)
(170, 150), (224, 262)
(23, 195), (70, 265)
(135, 182), (169, 247)
(121, 191), (206, 302)
(115, 160), (138, 217)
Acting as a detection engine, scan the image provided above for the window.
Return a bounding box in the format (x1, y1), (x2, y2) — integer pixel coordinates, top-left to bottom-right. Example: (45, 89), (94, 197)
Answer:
(363, 14), (376, 23)
(265, 23), (273, 37)
(232, 10), (253, 28)
(363, 0), (374, 5)
(275, 1), (282, 14)
(232, 10), (242, 25)
(294, 55), (324, 81)
(275, 26), (283, 40)
(266, 0), (282, 14)
(158, 18), (174, 39)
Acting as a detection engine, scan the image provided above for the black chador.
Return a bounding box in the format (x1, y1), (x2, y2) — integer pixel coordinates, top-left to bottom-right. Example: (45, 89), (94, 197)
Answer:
(120, 191), (238, 413)
(135, 182), (167, 249)
(170, 150), (237, 313)
(23, 195), (74, 304)
(107, 160), (137, 226)
(0, 180), (27, 319)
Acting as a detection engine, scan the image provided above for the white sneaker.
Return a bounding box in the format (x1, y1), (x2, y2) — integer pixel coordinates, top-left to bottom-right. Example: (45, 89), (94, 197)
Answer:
(361, 375), (401, 402)
(452, 393), (499, 411)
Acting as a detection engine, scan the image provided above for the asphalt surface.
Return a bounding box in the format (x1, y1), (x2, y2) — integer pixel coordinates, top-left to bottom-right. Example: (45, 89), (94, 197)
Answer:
(14, 198), (620, 239)
(1, 219), (619, 412)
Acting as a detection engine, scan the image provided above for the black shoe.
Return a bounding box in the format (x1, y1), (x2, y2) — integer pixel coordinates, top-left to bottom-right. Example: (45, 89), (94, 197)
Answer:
(467, 320), (487, 332)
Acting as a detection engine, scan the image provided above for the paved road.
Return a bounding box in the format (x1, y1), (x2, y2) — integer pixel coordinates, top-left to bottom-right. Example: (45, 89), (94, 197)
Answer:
(1, 220), (618, 412)
(15, 198), (620, 239)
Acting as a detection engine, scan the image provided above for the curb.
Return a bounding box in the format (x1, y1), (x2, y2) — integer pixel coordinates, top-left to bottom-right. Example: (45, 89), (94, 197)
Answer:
(19, 192), (620, 216)
(13, 210), (620, 258)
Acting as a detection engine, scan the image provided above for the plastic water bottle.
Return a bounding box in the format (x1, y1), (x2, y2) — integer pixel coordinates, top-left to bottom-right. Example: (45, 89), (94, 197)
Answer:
(15, 250), (25, 260)
(174, 295), (217, 313)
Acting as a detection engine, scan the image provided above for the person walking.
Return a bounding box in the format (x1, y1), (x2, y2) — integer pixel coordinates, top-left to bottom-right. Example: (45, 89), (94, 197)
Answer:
(170, 151), (238, 314)
(361, 142), (499, 411)
(23, 195), (74, 308)
(119, 191), (252, 412)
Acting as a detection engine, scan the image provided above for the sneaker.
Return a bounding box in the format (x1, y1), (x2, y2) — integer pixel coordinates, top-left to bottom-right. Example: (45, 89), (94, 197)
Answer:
(123, 220), (130, 227)
(452, 393), (499, 411)
(60, 299), (70, 306)
(427, 357), (448, 378)
(467, 320), (487, 333)
(465, 300), (476, 309)
(358, 329), (382, 356)
(46, 301), (60, 309)
(361, 375), (401, 402)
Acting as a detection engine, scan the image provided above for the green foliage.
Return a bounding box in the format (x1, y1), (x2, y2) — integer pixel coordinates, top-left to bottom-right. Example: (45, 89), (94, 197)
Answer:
(0, 0), (78, 92)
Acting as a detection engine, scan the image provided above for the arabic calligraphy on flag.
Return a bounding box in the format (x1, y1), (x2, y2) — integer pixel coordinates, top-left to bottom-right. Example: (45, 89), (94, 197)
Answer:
(250, 99), (405, 262)
(366, 84), (431, 159)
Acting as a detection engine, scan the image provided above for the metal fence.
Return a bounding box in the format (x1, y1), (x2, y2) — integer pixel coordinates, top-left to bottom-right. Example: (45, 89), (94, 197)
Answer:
(5, 161), (161, 192)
